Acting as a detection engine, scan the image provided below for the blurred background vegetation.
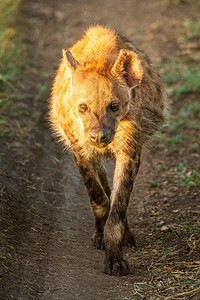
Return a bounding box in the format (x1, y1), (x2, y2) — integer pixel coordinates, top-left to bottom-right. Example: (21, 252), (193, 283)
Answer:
(157, 13), (200, 188)
(0, 0), (26, 136)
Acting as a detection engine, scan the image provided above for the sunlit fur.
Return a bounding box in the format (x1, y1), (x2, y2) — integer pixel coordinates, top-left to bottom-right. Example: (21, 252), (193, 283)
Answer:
(49, 25), (167, 276)
(50, 25), (166, 160)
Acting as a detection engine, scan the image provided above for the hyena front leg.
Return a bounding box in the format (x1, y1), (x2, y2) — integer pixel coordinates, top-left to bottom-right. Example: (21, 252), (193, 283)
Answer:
(73, 152), (110, 249)
(123, 216), (137, 247)
(123, 155), (140, 248)
(104, 151), (140, 275)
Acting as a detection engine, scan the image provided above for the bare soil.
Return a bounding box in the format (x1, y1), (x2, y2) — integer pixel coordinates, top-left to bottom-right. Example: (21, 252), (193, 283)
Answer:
(0, 0), (200, 299)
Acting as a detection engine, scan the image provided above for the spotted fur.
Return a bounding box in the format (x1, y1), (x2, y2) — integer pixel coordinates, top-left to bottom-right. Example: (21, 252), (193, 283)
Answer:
(50, 25), (166, 276)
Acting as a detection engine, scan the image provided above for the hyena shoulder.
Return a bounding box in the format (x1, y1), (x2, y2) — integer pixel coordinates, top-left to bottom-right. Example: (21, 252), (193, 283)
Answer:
(118, 34), (167, 140)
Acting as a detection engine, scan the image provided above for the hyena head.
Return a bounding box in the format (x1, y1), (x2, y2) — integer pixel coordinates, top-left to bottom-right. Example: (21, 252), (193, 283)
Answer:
(64, 49), (143, 149)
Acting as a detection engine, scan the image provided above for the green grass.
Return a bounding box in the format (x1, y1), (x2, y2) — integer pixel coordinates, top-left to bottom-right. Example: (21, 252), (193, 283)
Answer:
(176, 167), (200, 187)
(156, 101), (200, 186)
(161, 16), (200, 97)
(35, 83), (47, 101)
(147, 181), (159, 188)
(169, 101), (200, 133)
(0, 0), (25, 79)
(0, 0), (26, 136)
(158, 16), (200, 155)
(157, 100), (200, 152)
(181, 221), (200, 234)
(162, 62), (200, 96)
(185, 17), (200, 38)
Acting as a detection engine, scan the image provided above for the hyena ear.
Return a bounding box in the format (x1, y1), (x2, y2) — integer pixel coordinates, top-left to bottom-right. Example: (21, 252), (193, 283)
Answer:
(111, 49), (143, 88)
(63, 49), (80, 71)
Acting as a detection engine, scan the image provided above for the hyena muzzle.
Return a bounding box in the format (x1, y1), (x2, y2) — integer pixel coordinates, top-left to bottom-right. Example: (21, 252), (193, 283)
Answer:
(50, 25), (166, 276)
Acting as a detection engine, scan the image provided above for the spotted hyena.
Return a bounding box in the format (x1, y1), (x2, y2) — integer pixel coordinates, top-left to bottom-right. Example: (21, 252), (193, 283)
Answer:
(50, 25), (166, 276)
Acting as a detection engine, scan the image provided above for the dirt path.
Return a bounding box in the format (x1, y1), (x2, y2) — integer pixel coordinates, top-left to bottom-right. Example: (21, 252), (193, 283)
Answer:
(1, 0), (200, 299)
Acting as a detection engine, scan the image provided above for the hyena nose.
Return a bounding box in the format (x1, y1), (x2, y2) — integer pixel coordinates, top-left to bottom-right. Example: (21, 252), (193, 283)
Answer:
(100, 135), (106, 142)
(90, 131), (106, 144)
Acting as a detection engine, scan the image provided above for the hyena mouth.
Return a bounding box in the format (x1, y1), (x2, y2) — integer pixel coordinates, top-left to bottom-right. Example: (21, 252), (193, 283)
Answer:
(89, 132), (114, 148)
(90, 140), (112, 149)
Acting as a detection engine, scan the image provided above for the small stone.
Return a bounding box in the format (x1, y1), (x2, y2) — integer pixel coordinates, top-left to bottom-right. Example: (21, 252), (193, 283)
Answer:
(161, 225), (169, 231)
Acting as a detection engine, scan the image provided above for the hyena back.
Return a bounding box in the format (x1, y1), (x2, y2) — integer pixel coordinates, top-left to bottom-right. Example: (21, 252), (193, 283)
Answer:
(50, 25), (166, 276)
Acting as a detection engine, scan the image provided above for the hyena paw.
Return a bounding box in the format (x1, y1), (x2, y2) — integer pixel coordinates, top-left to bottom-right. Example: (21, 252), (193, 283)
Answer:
(91, 232), (105, 250)
(104, 249), (130, 276)
(123, 230), (136, 248)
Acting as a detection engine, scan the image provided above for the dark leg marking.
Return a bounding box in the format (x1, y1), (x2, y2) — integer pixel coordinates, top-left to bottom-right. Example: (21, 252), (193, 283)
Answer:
(104, 151), (141, 275)
(73, 152), (110, 249)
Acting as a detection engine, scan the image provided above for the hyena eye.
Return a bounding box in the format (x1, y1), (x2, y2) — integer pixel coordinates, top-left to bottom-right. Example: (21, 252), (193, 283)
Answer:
(79, 103), (88, 112)
(109, 103), (119, 112)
